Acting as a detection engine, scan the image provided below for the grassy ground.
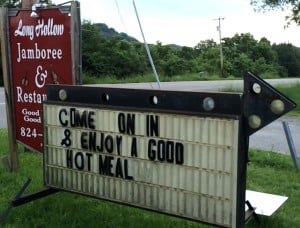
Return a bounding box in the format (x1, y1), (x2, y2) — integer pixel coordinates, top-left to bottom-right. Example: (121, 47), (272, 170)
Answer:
(246, 150), (300, 227)
(0, 128), (299, 227)
(82, 72), (236, 84)
(276, 84), (300, 116)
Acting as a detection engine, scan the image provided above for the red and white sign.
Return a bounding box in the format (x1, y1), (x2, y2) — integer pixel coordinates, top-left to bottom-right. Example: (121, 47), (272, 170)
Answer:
(9, 8), (74, 152)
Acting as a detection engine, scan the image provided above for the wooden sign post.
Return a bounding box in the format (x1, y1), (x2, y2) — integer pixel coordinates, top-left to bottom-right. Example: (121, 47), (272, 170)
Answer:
(0, 7), (19, 171)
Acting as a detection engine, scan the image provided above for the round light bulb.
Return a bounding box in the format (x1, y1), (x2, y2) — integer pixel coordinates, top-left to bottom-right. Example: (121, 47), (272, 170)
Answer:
(270, 99), (285, 115)
(248, 115), (261, 129)
(59, 89), (67, 101)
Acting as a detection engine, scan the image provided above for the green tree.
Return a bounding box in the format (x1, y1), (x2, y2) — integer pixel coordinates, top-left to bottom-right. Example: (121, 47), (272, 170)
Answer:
(81, 21), (149, 78)
(178, 46), (195, 60)
(222, 33), (257, 76)
(222, 33), (281, 77)
(196, 47), (220, 75)
(251, 0), (300, 25)
(194, 39), (217, 56)
(110, 38), (146, 78)
(233, 53), (252, 76)
(273, 43), (300, 77)
(0, 0), (20, 7)
(254, 38), (277, 64)
(81, 20), (106, 75)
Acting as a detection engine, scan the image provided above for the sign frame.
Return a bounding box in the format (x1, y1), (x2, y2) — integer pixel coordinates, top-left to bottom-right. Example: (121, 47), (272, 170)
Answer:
(42, 72), (296, 227)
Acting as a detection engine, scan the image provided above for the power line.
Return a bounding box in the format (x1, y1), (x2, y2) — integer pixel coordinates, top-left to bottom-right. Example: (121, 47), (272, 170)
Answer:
(115, 0), (128, 34)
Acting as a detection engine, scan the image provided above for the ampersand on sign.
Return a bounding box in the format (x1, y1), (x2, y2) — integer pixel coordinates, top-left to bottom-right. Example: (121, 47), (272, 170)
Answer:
(35, 65), (48, 88)
(61, 129), (72, 147)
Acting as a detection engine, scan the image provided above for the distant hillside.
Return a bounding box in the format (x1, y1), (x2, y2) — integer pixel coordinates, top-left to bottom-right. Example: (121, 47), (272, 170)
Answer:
(94, 23), (184, 48)
(95, 23), (139, 42)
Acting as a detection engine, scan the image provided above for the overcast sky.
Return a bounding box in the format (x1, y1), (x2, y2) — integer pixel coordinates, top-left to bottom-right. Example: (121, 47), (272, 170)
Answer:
(54, 0), (300, 47)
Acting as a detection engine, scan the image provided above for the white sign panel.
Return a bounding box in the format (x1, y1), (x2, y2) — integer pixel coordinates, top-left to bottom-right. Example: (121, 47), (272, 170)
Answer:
(44, 104), (240, 227)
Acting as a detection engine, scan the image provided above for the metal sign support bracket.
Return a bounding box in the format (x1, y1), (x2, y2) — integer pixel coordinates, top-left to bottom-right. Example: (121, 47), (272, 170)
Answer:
(0, 179), (59, 224)
(245, 200), (260, 224)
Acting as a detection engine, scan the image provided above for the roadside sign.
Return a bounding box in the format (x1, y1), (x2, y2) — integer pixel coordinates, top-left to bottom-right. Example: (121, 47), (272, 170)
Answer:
(43, 72), (296, 227)
(7, 5), (79, 152)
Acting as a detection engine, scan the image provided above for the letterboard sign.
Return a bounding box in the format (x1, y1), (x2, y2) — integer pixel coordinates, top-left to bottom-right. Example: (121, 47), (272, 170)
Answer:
(44, 85), (246, 227)
(43, 72), (296, 227)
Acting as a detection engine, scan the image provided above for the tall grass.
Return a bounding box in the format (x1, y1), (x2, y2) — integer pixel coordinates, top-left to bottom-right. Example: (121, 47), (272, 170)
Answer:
(82, 72), (235, 84)
(246, 150), (300, 227)
(276, 83), (300, 116)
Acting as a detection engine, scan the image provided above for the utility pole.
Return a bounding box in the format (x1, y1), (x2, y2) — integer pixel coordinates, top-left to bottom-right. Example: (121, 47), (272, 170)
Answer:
(214, 17), (225, 77)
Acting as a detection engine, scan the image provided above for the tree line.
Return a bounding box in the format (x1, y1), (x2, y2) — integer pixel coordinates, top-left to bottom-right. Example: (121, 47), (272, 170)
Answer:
(82, 21), (300, 79)
(1, 20), (299, 86)
(1, 0), (300, 85)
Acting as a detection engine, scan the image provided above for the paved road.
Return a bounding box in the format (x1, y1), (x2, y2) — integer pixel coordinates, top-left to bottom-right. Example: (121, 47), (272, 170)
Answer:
(249, 116), (299, 156)
(92, 78), (300, 92)
(1, 78), (299, 156)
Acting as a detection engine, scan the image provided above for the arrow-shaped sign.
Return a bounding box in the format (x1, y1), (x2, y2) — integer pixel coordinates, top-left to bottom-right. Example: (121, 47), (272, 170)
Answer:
(243, 71), (297, 136)
(38, 73), (299, 228)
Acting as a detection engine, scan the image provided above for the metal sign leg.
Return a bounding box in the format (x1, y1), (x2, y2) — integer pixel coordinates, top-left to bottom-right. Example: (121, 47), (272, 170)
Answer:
(0, 179), (31, 224)
(0, 179), (59, 224)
